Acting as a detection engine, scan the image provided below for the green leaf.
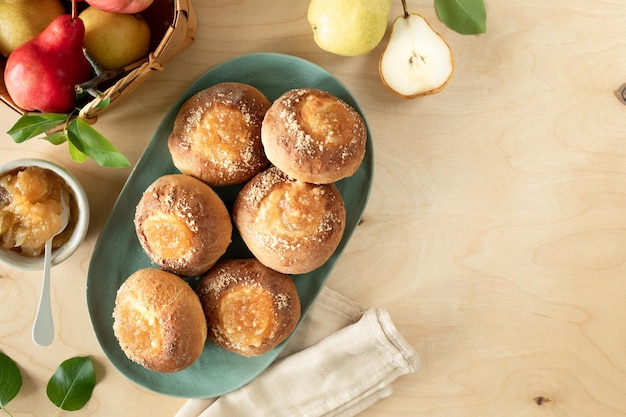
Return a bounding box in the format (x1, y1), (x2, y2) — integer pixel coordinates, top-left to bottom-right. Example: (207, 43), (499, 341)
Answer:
(0, 352), (22, 409)
(94, 96), (110, 109)
(7, 113), (68, 143)
(67, 117), (130, 168)
(8, 111), (130, 168)
(46, 356), (96, 412)
(68, 141), (88, 164)
(42, 131), (69, 146)
(435, 0), (487, 34)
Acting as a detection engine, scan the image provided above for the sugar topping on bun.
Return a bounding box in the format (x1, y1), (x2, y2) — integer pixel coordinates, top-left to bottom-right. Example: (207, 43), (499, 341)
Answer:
(134, 174), (232, 277)
(168, 82), (271, 187)
(197, 258), (301, 357)
(261, 88), (366, 184)
(233, 167), (346, 274)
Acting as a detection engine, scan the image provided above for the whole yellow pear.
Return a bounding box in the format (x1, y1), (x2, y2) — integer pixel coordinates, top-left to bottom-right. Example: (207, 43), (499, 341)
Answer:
(0, 0), (65, 57)
(80, 6), (151, 69)
(307, 0), (392, 56)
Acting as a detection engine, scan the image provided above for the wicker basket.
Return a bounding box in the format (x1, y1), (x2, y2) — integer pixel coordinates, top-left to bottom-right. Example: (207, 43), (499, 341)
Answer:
(0, 0), (197, 122)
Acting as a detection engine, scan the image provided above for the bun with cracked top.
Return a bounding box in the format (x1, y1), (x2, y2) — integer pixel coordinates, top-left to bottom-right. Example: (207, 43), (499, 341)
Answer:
(197, 258), (301, 357)
(113, 268), (207, 373)
(134, 174), (232, 277)
(168, 82), (271, 187)
(233, 166), (346, 275)
(261, 88), (367, 184)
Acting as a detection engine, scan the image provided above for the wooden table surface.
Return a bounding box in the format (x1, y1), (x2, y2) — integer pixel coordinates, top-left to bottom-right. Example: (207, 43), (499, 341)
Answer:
(2, 0), (626, 416)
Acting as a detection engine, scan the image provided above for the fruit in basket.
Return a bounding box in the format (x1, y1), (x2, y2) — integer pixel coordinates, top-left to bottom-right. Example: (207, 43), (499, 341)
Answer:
(85, 0), (153, 14)
(379, 9), (454, 98)
(307, 0), (391, 56)
(4, 14), (92, 113)
(0, 0), (65, 57)
(80, 6), (150, 69)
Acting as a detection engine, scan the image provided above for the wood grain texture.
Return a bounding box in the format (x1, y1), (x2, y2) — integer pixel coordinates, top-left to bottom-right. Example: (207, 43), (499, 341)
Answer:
(1, 0), (626, 416)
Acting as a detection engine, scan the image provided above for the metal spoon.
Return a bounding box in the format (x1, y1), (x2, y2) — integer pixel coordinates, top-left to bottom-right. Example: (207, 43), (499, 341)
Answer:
(32, 192), (70, 346)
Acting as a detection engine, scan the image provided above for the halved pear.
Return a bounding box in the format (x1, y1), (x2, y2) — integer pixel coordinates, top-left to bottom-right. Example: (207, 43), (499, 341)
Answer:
(379, 13), (454, 98)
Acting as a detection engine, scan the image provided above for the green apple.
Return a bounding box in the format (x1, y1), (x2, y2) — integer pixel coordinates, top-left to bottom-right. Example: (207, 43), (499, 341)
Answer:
(80, 6), (151, 69)
(0, 0), (65, 57)
(307, 0), (392, 56)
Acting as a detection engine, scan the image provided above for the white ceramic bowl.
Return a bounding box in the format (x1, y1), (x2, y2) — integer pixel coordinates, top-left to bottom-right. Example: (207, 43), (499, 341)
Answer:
(0, 158), (90, 271)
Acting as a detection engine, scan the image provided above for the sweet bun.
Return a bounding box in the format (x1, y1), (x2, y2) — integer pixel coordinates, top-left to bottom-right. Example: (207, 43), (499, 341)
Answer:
(168, 82), (271, 187)
(233, 166), (346, 274)
(261, 88), (367, 184)
(113, 268), (207, 373)
(197, 258), (301, 357)
(134, 174), (232, 277)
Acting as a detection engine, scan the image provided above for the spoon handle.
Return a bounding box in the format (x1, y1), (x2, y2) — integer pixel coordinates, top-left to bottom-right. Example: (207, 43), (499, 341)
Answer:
(33, 239), (55, 346)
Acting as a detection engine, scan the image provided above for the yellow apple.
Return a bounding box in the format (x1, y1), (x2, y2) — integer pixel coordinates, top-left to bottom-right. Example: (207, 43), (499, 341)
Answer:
(80, 6), (151, 69)
(0, 0), (65, 57)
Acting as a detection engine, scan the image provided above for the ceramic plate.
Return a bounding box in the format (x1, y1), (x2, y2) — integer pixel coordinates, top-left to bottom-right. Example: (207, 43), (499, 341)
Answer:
(86, 53), (374, 398)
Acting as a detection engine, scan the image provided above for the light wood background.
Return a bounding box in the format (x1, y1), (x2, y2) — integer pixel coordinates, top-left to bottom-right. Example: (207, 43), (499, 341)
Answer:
(1, 0), (626, 416)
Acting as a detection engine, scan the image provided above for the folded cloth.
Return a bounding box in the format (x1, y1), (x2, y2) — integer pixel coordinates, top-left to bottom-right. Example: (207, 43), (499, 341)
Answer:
(175, 286), (420, 417)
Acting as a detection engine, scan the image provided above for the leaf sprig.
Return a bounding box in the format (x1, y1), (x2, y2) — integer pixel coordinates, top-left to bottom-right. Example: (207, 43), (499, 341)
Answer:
(0, 352), (96, 417)
(47, 357), (97, 412)
(7, 106), (130, 169)
(434, 0), (487, 35)
(0, 353), (21, 415)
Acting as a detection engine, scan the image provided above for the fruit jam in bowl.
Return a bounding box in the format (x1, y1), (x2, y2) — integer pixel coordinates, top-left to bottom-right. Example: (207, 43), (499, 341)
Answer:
(0, 158), (89, 270)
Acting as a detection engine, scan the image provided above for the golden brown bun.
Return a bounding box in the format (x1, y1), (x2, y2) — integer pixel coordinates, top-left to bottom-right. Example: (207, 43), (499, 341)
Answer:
(168, 82), (271, 187)
(197, 258), (301, 357)
(113, 268), (207, 373)
(134, 174), (232, 277)
(261, 88), (367, 184)
(233, 167), (346, 274)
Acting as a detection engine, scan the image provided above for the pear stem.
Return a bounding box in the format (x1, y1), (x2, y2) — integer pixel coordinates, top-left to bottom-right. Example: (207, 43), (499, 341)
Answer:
(83, 48), (106, 77)
(75, 55), (149, 97)
(401, 0), (409, 18)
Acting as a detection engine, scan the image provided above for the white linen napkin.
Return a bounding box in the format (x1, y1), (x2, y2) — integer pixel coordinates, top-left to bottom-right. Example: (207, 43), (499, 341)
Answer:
(175, 286), (420, 417)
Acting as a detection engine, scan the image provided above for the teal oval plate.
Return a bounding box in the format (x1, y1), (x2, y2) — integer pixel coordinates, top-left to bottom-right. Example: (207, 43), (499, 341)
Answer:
(86, 53), (374, 398)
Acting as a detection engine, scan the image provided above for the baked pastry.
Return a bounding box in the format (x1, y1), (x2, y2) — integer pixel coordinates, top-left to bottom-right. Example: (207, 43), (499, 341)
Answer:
(168, 82), (271, 187)
(261, 88), (367, 184)
(113, 268), (207, 373)
(197, 258), (301, 357)
(233, 166), (346, 274)
(134, 174), (232, 277)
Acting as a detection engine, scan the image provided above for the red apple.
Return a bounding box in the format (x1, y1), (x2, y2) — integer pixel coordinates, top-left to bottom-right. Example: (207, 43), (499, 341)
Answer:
(85, 0), (153, 14)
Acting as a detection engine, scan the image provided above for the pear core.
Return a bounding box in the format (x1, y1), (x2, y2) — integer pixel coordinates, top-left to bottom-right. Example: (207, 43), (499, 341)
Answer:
(379, 13), (454, 98)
